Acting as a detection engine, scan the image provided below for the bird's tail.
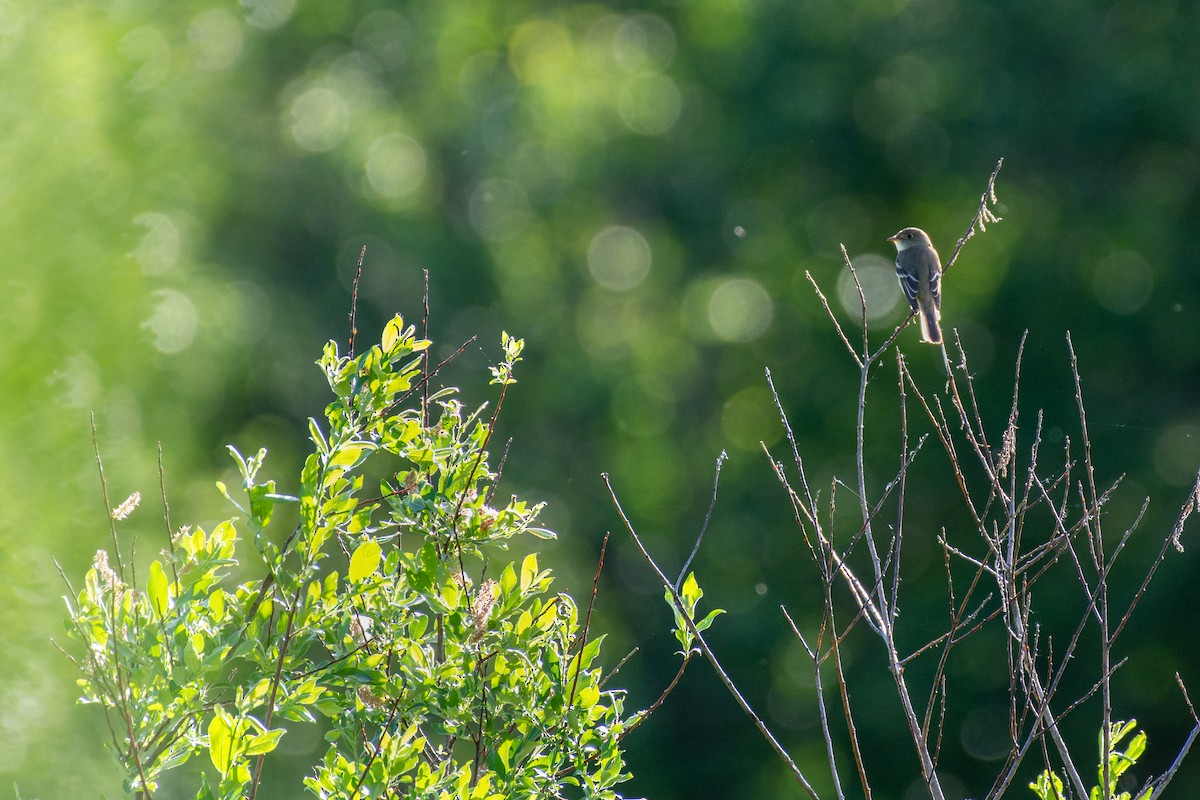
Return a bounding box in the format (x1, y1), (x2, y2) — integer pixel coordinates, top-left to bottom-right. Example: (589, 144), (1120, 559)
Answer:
(918, 297), (942, 344)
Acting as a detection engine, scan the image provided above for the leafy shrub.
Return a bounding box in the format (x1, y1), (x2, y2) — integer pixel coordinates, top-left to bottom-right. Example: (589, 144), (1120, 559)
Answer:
(63, 318), (644, 799)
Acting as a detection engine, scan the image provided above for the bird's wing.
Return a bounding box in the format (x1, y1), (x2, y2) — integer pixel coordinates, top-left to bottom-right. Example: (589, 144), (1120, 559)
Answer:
(929, 254), (942, 310)
(895, 259), (921, 306)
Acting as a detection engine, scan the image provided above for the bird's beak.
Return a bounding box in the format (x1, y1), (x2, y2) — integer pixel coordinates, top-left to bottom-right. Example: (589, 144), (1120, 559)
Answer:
(886, 234), (900, 243)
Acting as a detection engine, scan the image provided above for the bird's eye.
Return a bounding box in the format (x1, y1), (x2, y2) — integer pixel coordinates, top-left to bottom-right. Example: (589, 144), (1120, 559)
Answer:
(905, 233), (913, 239)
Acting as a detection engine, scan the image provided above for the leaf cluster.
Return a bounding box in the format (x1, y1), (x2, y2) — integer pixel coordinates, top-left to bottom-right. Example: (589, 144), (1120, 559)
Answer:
(63, 317), (638, 799)
(1031, 721), (1152, 800)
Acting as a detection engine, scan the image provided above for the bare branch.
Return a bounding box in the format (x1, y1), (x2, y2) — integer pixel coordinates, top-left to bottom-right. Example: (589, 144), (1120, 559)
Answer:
(677, 451), (728, 589)
(603, 474), (821, 800)
(806, 269), (862, 368)
(783, 608), (847, 800)
(943, 158), (1004, 275)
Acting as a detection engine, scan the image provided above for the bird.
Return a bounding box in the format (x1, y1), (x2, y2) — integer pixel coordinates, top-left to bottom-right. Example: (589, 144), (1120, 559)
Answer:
(888, 227), (943, 344)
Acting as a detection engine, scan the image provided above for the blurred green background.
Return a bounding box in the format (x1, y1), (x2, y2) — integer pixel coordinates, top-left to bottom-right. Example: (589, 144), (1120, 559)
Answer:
(4, 0), (1200, 797)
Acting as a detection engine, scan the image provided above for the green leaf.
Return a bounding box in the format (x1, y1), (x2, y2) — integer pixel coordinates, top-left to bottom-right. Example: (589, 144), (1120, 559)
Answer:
(247, 678), (272, 706)
(147, 560), (169, 617)
(578, 684), (600, 709)
(495, 738), (514, 773)
(696, 607), (726, 633)
(499, 562), (517, 595)
(248, 482), (276, 529)
(519, 553), (538, 593)
(307, 420), (328, 456)
(196, 773), (217, 800)
(381, 314), (405, 354)
(681, 571), (701, 603)
(348, 539), (382, 583)
(1029, 771), (1064, 800)
(209, 589), (225, 621)
(578, 635), (605, 669)
(1111, 719), (1138, 746)
(328, 442), (374, 470)
(244, 728), (285, 756)
(208, 708), (233, 776)
(1126, 731), (1147, 761)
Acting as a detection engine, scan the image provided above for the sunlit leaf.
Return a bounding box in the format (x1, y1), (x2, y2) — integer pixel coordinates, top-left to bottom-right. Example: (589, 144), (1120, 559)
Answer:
(208, 708), (234, 776)
(147, 560), (169, 617)
(348, 538), (382, 583)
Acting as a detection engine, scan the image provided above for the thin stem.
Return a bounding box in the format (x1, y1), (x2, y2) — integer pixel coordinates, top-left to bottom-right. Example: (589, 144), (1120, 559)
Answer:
(677, 451), (728, 589)
(348, 244), (365, 357)
(567, 532), (609, 711)
(784, 608), (846, 800)
(604, 474), (821, 800)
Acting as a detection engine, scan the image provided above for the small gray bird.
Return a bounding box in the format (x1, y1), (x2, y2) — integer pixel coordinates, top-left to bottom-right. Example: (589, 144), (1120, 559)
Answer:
(888, 227), (942, 344)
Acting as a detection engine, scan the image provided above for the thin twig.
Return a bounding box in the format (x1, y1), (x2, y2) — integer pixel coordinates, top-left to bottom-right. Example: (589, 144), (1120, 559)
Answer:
(806, 270), (862, 368)
(157, 442), (178, 585)
(677, 451), (727, 589)
(784, 608), (846, 800)
(1113, 473), (1200, 642)
(384, 335), (477, 418)
(248, 580), (306, 800)
(765, 370), (824, 518)
(600, 647), (639, 689)
(420, 267), (430, 426)
(828, 612), (871, 800)
(348, 244), (366, 357)
(567, 532), (609, 710)
(484, 437), (512, 507)
(604, 474), (821, 800)
(943, 158), (1004, 276)
(1066, 331), (1114, 795)
(447, 368), (514, 584)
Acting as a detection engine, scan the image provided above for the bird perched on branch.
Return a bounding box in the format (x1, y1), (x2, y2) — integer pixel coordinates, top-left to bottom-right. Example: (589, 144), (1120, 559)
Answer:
(888, 227), (943, 344)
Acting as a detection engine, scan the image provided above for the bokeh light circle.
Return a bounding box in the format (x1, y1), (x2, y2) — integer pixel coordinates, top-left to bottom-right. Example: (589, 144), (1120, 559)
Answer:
(142, 289), (198, 354)
(721, 385), (781, 451)
(241, 0), (295, 30)
(132, 212), (181, 275)
(188, 8), (243, 71)
(837, 254), (902, 325)
(613, 14), (677, 71)
(617, 73), (681, 135)
(354, 11), (410, 70)
(365, 134), (426, 199)
(508, 20), (573, 85)
(285, 87), (350, 153)
(707, 277), (773, 342)
(587, 226), (652, 291)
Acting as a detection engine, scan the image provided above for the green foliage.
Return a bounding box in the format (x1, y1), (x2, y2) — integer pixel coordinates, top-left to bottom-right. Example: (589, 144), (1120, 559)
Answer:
(63, 318), (640, 799)
(1029, 721), (1152, 800)
(1030, 770), (1066, 800)
(665, 572), (725, 656)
